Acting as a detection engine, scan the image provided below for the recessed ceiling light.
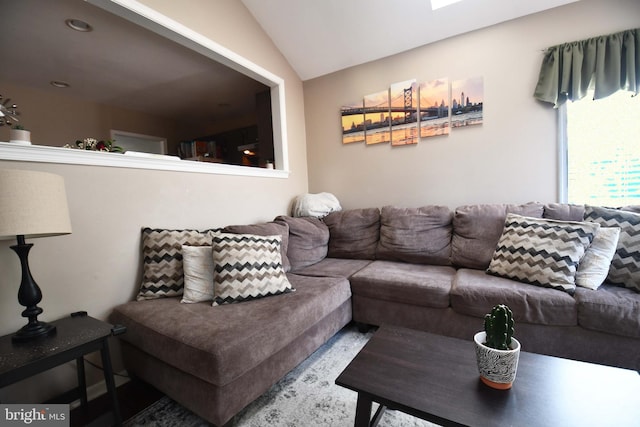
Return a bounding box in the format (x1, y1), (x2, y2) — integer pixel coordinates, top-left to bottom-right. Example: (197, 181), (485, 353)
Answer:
(430, 0), (463, 10)
(50, 81), (70, 88)
(65, 18), (93, 32)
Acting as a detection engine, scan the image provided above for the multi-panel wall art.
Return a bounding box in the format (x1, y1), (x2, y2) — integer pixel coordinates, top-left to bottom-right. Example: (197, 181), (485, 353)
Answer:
(341, 76), (483, 145)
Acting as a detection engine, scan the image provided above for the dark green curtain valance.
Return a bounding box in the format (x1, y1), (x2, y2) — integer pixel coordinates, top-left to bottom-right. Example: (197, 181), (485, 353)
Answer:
(533, 28), (639, 107)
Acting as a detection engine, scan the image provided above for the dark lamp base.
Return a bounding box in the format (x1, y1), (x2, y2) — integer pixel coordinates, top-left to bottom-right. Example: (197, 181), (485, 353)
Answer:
(12, 321), (57, 343)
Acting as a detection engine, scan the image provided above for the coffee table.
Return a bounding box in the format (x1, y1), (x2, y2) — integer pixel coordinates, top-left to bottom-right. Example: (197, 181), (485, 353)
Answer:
(336, 326), (640, 427)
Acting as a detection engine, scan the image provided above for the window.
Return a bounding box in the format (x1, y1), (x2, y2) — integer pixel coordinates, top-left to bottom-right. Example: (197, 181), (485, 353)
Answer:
(562, 91), (640, 206)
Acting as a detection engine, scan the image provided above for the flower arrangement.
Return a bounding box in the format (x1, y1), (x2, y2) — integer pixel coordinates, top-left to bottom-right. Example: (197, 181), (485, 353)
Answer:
(64, 138), (123, 153)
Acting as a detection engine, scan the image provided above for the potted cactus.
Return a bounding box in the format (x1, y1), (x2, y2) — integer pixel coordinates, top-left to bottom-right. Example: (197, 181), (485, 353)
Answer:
(9, 124), (31, 145)
(473, 304), (521, 390)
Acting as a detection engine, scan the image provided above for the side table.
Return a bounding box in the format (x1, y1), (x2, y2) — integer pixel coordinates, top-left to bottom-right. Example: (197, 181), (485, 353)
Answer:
(0, 312), (126, 426)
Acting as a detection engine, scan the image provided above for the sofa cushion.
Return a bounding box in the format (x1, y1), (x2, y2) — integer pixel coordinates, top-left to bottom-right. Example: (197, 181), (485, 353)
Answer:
(138, 228), (212, 301)
(111, 273), (352, 387)
(376, 205), (452, 265)
(584, 205), (640, 292)
(323, 208), (380, 259)
(451, 203), (544, 269)
(575, 284), (640, 339)
(451, 268), (578, 326)
(291, 257), (372, 278)
(543, 203), (585, 222)
(181, 245), (214, 303)
(575, 227), (621, 290)
(274, 216), (329, 270)
(349, 260), (455, 309)
(210, 232), (293, 306)
(486, 214), (600, 295)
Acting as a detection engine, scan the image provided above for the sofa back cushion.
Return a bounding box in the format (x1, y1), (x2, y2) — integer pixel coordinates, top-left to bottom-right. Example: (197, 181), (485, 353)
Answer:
(223, 221), (291, 272)
(451, 203), (544, 269)
(375, 205), (452, 265)
(323, 208), (380, 260)
(274, 216), (329, 270)
(543, 203), (585, 221)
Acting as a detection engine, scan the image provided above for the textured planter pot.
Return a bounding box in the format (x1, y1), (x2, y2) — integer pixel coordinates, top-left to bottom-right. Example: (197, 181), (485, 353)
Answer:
(474, 331), (521, 390)
(9, 129), (31, 145)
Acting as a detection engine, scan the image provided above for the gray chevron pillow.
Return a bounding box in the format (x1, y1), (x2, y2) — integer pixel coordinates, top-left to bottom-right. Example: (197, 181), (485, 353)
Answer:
(584, 206), (640, 292)
(487, 214), (600, 294)
(138, 228), (213, 300)
(211, 232), (294, 306)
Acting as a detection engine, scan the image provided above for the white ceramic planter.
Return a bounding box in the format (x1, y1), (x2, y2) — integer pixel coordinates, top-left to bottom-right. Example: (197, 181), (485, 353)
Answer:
(474, 331), (521, 390)
(9, 129), (32, 145)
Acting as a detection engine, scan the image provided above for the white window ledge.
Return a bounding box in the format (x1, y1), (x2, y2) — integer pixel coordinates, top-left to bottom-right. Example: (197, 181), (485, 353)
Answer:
(0, 142), (289, 178)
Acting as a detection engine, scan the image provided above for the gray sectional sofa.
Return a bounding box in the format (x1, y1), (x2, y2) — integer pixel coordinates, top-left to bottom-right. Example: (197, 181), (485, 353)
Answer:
(110, 202), (640, 426)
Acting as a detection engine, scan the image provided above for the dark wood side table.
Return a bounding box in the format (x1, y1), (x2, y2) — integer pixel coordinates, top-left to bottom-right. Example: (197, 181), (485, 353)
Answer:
(0, 312), (125, 427)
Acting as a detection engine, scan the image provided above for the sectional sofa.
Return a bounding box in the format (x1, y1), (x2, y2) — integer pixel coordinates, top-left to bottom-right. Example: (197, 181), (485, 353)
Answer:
(110, 202), (640, 426)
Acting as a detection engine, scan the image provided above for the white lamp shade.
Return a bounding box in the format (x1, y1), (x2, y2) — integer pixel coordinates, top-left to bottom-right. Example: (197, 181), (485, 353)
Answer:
(0, 169), (72, 240)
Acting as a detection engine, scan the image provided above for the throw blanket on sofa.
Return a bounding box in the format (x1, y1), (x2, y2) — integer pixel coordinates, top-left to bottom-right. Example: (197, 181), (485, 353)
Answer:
(292, 193), (342, 218)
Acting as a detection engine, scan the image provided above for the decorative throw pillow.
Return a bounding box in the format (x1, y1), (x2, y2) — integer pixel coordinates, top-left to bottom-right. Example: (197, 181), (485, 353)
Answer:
(584, 206), (640, 292)
(223, 221), (291, 272)
(181, 245), (215, 303)
(575, 227), (621, 290)
(138, 228), (212, 300)
(210, 232), (293, 306)
(487, 214), (600, 295)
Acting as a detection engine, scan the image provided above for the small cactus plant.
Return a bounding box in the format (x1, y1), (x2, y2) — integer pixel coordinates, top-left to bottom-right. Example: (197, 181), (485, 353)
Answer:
(483, 304), (515, 350)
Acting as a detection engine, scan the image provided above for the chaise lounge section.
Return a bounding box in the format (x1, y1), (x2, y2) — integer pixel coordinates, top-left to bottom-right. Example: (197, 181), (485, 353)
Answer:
(110, 201), (640, 426)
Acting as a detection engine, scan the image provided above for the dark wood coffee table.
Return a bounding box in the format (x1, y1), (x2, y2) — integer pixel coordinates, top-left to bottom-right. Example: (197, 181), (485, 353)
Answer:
(336, 326), (640, 427)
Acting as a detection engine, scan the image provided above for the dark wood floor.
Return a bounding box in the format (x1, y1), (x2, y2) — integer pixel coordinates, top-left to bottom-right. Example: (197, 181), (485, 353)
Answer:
(70, 378), (163, 426)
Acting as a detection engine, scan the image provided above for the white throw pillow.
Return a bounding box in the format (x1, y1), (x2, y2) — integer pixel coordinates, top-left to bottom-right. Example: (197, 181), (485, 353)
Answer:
(575, 227), (621, 290)
(181, 245), (215, 303)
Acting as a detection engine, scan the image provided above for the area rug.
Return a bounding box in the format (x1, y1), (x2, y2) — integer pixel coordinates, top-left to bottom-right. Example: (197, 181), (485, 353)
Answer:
(124, 324), (439, 426)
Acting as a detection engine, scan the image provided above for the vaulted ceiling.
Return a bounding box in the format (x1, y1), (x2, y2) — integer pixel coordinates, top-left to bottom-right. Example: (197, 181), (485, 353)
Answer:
(241, 0), (580, 80)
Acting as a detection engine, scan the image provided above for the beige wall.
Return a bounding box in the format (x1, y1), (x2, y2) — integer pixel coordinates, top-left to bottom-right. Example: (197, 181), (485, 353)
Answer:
(303, 0), (640, 210)
(0, 0), (308, 402)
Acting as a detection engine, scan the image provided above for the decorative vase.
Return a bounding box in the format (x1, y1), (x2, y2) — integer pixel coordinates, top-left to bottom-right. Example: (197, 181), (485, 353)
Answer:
(9, 129), (32, 145)
(474, 331), (521, 390)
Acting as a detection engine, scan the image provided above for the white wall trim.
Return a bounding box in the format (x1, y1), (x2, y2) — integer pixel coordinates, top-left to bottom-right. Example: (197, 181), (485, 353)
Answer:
(557, 104), (568, 203)
(0, 0), (290, 179)
(89, 0), (289, 173)
(0, 142), (289, 178)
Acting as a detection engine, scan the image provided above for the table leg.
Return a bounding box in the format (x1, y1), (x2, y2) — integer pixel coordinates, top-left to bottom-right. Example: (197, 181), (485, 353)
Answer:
(100, 340), (122, 427)
(354, 393), (373, 427)
(76, 356), (88, 409)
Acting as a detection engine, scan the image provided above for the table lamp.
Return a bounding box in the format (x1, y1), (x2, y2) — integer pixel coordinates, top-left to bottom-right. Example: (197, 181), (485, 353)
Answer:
(0, 169), (72, 342)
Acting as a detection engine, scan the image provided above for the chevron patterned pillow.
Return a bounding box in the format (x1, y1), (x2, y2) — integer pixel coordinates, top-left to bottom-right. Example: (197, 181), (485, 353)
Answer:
(137, 228), (213, 301)
(487, 214), (600, 294)
(211, 232), (294, 306)
(584, 206), (640, 292)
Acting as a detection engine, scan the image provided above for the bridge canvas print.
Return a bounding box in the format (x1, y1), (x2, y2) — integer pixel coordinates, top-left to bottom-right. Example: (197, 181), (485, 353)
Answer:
(390, 79), (418, 146)
(364, 89), (391, 145)
(451, 76), (483, 128)
(341, 101), (366, 144)
(419, 77), (450, 138)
